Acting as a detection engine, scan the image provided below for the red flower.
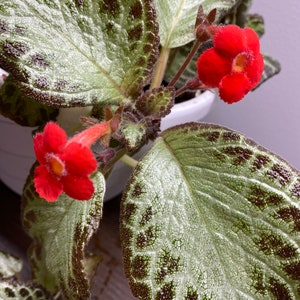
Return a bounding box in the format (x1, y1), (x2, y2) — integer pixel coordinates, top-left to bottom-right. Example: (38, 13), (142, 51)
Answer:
(33, 121), (111, 202)
(196, 25), (264, 103)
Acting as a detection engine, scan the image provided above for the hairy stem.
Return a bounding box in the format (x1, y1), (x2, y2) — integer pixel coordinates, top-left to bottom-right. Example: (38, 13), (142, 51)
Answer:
(99, 147), (128, 175)
(168, 39), (201, 87)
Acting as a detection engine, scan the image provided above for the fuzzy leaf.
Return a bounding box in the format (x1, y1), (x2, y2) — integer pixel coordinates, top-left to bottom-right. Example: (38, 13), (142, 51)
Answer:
(136, 87), (175, 118)
(246, 13), (265, 37)
(154, 0), (239, 48)
(121, 123), (300, 299)
(0, 279), (50, 299)
(0, 75), (58, 126)
(225, 0), (254, 29)
(257, 54), (281, 89)
(121, 121), (148, 151)
(22, 171), (105, 299)
(0, 250), (22, 279)
(0, 0), (159, 107)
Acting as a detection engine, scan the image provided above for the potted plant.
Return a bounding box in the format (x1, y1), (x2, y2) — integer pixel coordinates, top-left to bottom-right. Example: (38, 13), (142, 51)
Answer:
(1, 0), (298, 299)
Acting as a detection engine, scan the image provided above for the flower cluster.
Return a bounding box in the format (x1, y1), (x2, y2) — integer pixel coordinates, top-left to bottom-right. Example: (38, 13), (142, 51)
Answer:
(33, 121), (111, 202)
(196, 25), (264, 103)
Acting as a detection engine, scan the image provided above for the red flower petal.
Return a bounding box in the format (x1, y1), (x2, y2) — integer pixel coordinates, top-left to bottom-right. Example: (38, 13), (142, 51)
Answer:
(219, 73), (252, 104)
(33, 133), (47, 164)
(62, 142), (97, 176)
(42, 122), (67, 154)
(197, 48), (231, 87)
(244, 27), (261, 54)
(69, 122), (111, 148)
(246, 53), (264, 86)
(214, 25), (247, 58)
(62, 175), (95, 200)
(34, 165), (63, 202)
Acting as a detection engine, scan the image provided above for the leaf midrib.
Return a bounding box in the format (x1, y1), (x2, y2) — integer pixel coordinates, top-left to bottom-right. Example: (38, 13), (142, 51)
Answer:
(163, 0), (185, 48)
(160, 136), (235, 290)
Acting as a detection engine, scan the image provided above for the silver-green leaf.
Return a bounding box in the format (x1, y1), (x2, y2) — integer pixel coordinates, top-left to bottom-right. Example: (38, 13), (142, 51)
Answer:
(121, 123), (300, 299)
(0, 250), (22, 279)
(22, 171), (105, 299)
(256, 54), (281, 89)
(0, 0), (159, 107)
(0, 279), (50, 299)
(0, 75), (58, 126)
(154, 0), (239, 48)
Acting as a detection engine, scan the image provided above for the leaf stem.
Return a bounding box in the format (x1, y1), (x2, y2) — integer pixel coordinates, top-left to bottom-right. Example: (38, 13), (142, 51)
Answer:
(150, 46), (170, 89)
(98, 147), (125, 175)
(120, 154), (138, 168)
(168, 39), (201, 87)
(175, 77), (206, 97)
(175, 85), (190, 97)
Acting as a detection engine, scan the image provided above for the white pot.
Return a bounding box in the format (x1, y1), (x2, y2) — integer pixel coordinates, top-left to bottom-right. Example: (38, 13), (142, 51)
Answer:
(0, 91), (215, 200)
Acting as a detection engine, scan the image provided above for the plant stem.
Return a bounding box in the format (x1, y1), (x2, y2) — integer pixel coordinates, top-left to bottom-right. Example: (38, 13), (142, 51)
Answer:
(99, 147), (126, 175)
(120, 154), (138, 168)
(175, 78), (206, 97)
(168, 39), (201, 87)
(150, 46), (170, 89)
(175, 85), (190, 97)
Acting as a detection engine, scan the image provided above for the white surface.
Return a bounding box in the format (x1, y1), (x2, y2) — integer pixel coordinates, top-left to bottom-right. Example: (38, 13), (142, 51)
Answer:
(203, 1), (300, 171)
(0, 116), (36, 195)
(161, 90), (216, 130)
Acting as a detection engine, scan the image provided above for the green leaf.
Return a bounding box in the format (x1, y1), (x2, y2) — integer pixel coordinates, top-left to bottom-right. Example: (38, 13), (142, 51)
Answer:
(154, 0), (239, 48)
(245, 14), (265, 37)
(0, 250), (22, 279)
(0, 279), (51, 299)
(121, 123), (300, 299)
(136, 87), (175, 118)
(225, 0), (265, 38)
(0, 0), (159, 107)
(224, 0), (254, 29)
(22, 171), (105, 299)
(0, 248), (49, 299)
(0, 75), (58, 126)
(256, 54), (281, 89)
(120, 121), (148, 151)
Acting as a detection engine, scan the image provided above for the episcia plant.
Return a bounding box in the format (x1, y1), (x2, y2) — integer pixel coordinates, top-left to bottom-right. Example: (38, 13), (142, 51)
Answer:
(0, 0), (298, 299)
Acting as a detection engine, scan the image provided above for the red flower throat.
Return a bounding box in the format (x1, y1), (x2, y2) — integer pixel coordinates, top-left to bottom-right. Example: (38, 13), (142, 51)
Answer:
(33, 121), (111, 202)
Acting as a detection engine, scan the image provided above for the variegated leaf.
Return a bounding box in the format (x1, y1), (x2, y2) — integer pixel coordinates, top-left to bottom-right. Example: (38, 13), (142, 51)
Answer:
(257, 54), (281, 89)
(0, 250), (22, 279)
(0, 75), (58, 126)
(120, 121), (148, 151)
(0, 279), (50, 299)
(245, 13), (265, 37)
(121, 123), (300, 299)
(154, 0), (239, 48)
(0, 0), (159, 107)
(22, 171), (105, 299)
(136, 87), (175, 118)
